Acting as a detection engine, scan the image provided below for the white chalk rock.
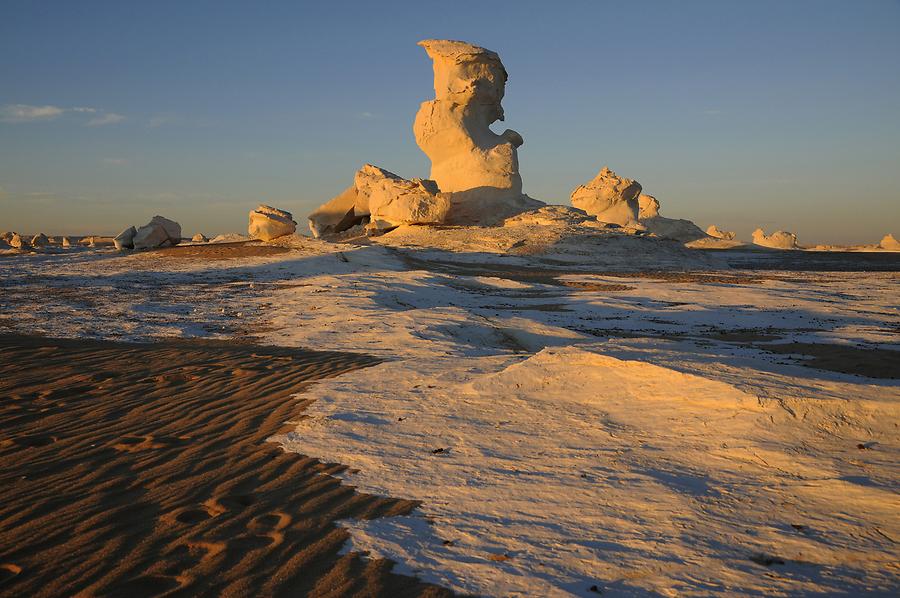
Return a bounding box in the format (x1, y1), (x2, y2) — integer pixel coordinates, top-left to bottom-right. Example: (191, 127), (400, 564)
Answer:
(413, 39), (544, 225)
(752, 228), (799, 249)
(706, 225), (736, 240)
(637, 194), (660, 219)
(191, 233), (208, 243)
(1, 232), (13, 243)
(354, 164), (451, 230)
(248, 205), (297, 241)
(61, 237), (72, 247)
(879, 233), (900, 251)
(503, 205), (592, 227)
(571, 167), (642, 226)
(30, 233), (50, 247)
(114, 226), (137, 250)
(308, 185), (369, 238)
(133, 216), (182, 250)
(210, 233), (251, 244)
(10, 233), (29, 249)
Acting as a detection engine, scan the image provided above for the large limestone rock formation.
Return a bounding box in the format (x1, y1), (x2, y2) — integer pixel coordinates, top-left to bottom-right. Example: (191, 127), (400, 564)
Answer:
(248, 205), (297, 241)
(752, 228), (799, 249)
(879, 233), (900, 251)
(706, 225), (736, 240)
(10, 233), (29, 250)
(133, 216), (182, 250)
(571, 167), (642, 226)
(414, 39), (543, 225)
(355, 164), (451, 231)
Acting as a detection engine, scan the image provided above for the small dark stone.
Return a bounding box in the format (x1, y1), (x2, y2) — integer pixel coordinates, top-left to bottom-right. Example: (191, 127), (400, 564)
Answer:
(431, 448), (444, 454)
(589, 585), (602, 593)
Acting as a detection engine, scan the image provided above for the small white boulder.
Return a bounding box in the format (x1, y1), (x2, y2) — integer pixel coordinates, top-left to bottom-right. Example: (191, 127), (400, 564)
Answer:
(133, 216), (182, 250)
(248, 205), (297, 241)
(191, 233), (209, 243)
(354, 164), (451, 231)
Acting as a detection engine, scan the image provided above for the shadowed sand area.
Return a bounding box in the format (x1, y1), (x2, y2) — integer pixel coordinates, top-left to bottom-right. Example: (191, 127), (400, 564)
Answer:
(0, 335), (452, 597)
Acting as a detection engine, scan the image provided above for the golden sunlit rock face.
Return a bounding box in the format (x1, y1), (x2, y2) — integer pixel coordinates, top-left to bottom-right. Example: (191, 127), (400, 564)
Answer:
(413, 39), (543, 225)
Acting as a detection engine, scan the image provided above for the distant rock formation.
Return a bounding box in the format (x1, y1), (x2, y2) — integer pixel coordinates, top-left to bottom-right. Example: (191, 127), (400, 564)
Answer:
(210, 233), (251, 244)
(114, 226), (137, 250)
(31, 233), (49, 247)
(571, 167), (641, 227)
(706, 225), (736, 240)
(879, 233), (900, 251)
(10, 233), (29, 250)
(413, 39), (543, 225)
(248, 205), (297, 241)
(355, 164), (451, 231)
(752, 228), (799, 249)
(191, 233), (209, 243)
(133, 216), (182, 250)
(504, 205), (593, 227)
(61, 237), (72, 247)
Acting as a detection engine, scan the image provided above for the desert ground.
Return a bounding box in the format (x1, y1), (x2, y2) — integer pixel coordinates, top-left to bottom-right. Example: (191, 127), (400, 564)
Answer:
(1, 232), (898, 597)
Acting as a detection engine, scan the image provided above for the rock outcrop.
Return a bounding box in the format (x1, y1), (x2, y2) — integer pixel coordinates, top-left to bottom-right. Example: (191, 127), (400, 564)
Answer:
(752, 228), (799, 249)
(10, 233), (29, 250)
(248, 205), (297, 241)
(1, 232), (13, 243)
(637, 194), (660, 219)
(354, 164), (451, 231)
(31, 233), (50, 247)
(210, 233), (251, 244)
(133, 216), (182, 250)
(571, 167), (641, 226)
(308, 185), (368, 238)
(413, 39), (543, 225)
(114, 226), (137, 250)
(706, 225), (736, 240)
(879, 233), (900, 251)
(503, 205), (593, 227)
(61, 237), (72, 247)
(191, 233), (209, 243)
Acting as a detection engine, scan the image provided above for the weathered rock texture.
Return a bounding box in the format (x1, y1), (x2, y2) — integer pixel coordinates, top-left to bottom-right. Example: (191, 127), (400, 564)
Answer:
(133, 216), (182, 250)
(706, 225), (736, 241)
(248, 205), (297, 241)
(879, 233), (900, 251)
(571, 167), (642, 226)
(114, 226), (137, 250)
(414, 39), (542, 225)
(354, 164), (451, 231)
(637, 194), (660, 219)
(308, 185), (368, 238)
(752, 228), (799, 249)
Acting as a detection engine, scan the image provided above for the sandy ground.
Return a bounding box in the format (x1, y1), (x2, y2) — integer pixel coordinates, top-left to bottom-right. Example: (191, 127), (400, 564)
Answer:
(0, 334), (451, 597)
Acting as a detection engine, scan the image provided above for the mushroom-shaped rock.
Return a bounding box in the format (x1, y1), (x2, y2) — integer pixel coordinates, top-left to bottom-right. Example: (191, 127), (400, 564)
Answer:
(248, 205), (297, 241)
(879, 234), (900, 251)
(10, 233), (30, 249)
(133, 216), (182, 250)
(114, 226), (137, 250)
(308, 185), (369, 238)
(30, 233), (50, 247)
(354, 164), (451, 231)
(752, 228), (799, 249)
(706, 225), (736, 240)
(571, 167), (642, 226)
(413, 39), (543, 225)
(637, 194), (660, 219)
(191, 233), (209, 243)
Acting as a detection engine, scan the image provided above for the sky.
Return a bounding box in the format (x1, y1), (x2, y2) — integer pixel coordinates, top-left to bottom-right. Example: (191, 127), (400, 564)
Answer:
(1, 0), (898, 244)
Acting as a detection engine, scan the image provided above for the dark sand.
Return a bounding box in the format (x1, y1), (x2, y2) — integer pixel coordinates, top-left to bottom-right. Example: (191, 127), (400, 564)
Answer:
(0, 335), (452, 597)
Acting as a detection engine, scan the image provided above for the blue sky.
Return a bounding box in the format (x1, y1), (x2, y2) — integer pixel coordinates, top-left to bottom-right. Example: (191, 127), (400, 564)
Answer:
(1, 0), (898, 243)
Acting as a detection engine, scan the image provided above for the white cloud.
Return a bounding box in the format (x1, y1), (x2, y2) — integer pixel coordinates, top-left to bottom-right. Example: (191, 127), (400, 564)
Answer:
(71, 107), (97, 113)
(87, 112), (125, 126)
(1, 104), (65, 123)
